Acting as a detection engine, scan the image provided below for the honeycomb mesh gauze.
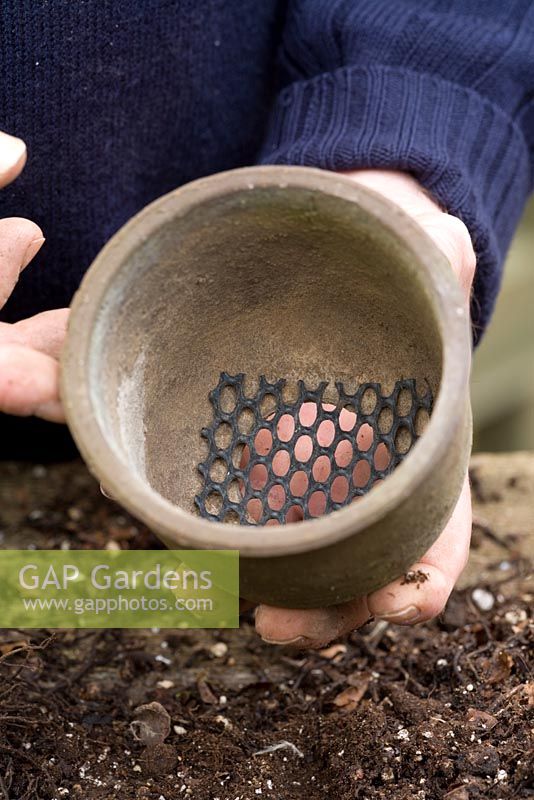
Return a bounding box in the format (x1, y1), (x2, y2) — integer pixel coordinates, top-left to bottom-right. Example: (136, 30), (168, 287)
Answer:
(195, 373), (433, 525)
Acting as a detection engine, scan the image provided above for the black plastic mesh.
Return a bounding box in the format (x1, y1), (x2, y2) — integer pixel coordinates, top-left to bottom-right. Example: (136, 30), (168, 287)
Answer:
(195, 372), (433, 525)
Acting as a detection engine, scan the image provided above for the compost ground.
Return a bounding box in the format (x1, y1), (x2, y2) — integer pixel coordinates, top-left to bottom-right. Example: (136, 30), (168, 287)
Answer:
(0, 454), (532, 800)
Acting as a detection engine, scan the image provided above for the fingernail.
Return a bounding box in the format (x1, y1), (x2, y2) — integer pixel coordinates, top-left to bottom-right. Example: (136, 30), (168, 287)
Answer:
(22, 237), (45, 269)
(376, 605), (420, 624)
(0, 134), (26, 173)
(100, 483), (115, 500)
(260, 635), (312, 647)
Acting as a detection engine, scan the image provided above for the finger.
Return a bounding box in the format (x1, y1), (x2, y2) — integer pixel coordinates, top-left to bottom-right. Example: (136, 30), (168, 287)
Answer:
(346, 170), (476, 302)
(0, 342), (64, 422)
(413, 212), (476, 301)
(0, 131), (27, 188)
(255, 474), (471, 646)
(0, 217), (45, 307)
(367, 474), (472, 624)
(0, 308), (69, 359)
(346, 170), (440, 216)
(255, 597), (370, 649)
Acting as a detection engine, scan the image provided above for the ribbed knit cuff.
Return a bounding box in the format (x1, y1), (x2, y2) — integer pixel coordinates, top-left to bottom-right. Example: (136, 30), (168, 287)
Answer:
(259, 66), (532, 344)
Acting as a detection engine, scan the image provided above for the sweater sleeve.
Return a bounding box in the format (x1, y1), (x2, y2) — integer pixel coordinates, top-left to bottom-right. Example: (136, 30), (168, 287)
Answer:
(259, 0), (534, 342)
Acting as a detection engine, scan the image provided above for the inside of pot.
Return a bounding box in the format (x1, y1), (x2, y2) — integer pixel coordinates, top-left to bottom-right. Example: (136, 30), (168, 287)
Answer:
(88, 185), (443, 522)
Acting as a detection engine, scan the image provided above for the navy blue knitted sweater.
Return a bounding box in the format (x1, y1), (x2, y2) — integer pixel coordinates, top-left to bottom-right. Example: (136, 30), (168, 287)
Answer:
(1, 1), (533, 336)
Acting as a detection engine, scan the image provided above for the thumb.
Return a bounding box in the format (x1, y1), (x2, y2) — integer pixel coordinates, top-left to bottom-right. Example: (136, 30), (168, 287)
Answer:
(413, 211), (476, 302)
(0, 131), (27, 189)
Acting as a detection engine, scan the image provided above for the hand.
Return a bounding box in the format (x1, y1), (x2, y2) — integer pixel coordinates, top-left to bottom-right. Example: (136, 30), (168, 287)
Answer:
(0, 131), (68, 422)
(254, 170), (475, 648)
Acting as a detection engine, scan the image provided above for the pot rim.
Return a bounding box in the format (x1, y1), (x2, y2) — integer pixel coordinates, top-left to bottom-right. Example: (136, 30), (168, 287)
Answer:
(61, 165), (471, 557)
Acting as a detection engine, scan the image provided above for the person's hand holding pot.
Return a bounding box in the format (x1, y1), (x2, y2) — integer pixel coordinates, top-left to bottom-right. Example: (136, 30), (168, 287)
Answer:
(254, 170), (475, 648)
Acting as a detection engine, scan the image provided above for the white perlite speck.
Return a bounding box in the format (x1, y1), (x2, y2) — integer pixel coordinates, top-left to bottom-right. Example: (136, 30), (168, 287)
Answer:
(471, 588), (495, 611)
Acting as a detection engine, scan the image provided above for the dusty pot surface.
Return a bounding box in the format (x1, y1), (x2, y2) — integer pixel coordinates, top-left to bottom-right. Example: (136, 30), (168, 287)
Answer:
(61, 166), (472, 608)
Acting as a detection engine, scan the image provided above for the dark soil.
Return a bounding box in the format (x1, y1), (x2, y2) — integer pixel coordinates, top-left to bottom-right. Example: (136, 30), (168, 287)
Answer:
(0, 455), (532, 800)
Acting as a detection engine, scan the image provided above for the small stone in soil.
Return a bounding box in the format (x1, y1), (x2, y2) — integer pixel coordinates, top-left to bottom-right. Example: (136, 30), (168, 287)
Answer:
(471, 587), (495, 611)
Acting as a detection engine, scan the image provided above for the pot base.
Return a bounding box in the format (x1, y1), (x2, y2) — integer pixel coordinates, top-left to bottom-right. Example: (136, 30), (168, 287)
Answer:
(195, 372), (433, 526)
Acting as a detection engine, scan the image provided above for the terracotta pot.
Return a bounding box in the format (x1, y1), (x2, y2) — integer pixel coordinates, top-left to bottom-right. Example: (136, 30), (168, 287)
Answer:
(61, 166), (472, 608)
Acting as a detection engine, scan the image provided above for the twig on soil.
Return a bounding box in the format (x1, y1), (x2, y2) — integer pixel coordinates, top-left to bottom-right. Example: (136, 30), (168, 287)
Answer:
(350, 630), (377, 659)
(466, 594), (494, 642)
(0, 634), (55, 665)
(491, 684), (526, 716)
(366, 620), (390, 646)
(0, 715), (42, 728)
(46, 630), (107, 691)
(253, 740), (304, 758)
(0, 679), (21, 703)
(0, 772), (9, 800)
(472, 514), (512, 550)
(452, 646), (466, 685)
(292, 658), (314, 691)
(464, 654), (482, 682)
(0, 743), (56, 793)
(398, 665), (427, 695)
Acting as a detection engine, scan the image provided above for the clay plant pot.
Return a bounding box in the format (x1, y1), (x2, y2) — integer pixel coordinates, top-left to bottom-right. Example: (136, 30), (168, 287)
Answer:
(61, 166), (472, 608)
